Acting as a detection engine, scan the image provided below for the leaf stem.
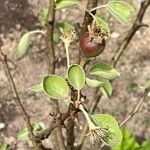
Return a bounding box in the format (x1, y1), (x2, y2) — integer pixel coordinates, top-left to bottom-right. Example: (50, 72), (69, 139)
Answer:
(77, 90), (80, 101)
(64, 42), (70, 68)
(29, 30), (45, 35)
(79, 104), (95, 130)
(79, 57), (87, 68)
(90, 4), (107, 12)
(76, 2), (95, 20)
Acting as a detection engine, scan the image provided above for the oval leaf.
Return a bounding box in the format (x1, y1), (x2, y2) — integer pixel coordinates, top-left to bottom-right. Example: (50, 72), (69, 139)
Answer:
(68, 64), (85, 90)
(56, 0), (77, 9)
(98, 78), (113, 99)
(43, 75), (69, 100)
(91, 114), (122, 147)
(17, 32), (31, 59)
(89, 62), (120, 80)
(107, 1), (135, 24)
(86, 77), (104, 88)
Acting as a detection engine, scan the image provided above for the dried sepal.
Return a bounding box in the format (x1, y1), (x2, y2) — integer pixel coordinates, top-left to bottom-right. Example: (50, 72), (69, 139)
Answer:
(60, 29), (77, 45)
(88, 25), (109, 43)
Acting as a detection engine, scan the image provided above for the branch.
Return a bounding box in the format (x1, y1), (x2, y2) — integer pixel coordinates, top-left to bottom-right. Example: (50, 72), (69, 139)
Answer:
(36, 96), (79, 146)
(79, 0), (99, 64)
(76, 0), (150, 149)
(120, 89), (150, 127)
(66, 119), (75, 150)
(66, 89), (78, 150)
(45, 0), (66, 150)
(80, 0), (99, 35)
(46, 0), (55, 74)
(36, 113), (68, 140)
(35, 106), (79, 140)
(0, 49), (42, 150)
(111, 0), (150, 68)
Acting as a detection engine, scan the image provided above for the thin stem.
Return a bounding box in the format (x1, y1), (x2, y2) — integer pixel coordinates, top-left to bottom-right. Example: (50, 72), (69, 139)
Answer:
(45, 0), (66, 149)
(76, 2), (95, 20)
(120, 89), (150, 127)
(90, 4), (107, 12)
(79, 57), (87, 68)
(29, 30), (45, 35)
(77, 90), (80, 101)
(64, 42), (70, 68)
(79, 104), (95, 130)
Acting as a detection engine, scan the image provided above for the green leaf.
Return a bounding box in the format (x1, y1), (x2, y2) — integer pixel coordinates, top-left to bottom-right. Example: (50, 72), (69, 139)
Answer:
(53, 32), (61, 44)
(89, 62), (120, 80)
(107, 1), (135, 24)
(17, 128), (29, 138)
(98, 78), (113, 98)
(91, 114), (122, 147)
(94, 16), (110, 33)
(39, 7), (49, 27)
(27, 140), (33, 147)
(112, 128), (140, 150)
(43, 75), (69, 99)
(145, 79), (150, 89)
(29, 82), (44, 92)
(32, 122), (45, 132)
(127, 82), (139, 92)
(55, 22), (75, 32)
(17, 122), (45, 139)
(38, 122), (45, 130)
(68, 64), (85, 90)
(86, 77), (104, 88)
(17, 32), (31, 59)
(56, 0), (77, 9)
(17, 30), (44, 59)
(140, 140), (150, 150)
(0, 143), (9, 150)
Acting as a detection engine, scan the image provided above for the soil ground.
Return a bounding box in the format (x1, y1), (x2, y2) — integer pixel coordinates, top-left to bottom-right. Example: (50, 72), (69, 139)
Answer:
(0, 0), (150, 150)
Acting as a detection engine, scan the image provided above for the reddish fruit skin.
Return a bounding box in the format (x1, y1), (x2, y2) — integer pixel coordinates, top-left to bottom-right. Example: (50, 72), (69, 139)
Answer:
(80, 32), (105, 58)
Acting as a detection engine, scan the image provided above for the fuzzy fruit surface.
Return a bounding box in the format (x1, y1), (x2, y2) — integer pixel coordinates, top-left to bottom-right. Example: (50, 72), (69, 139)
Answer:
(80, 32), (105, 58)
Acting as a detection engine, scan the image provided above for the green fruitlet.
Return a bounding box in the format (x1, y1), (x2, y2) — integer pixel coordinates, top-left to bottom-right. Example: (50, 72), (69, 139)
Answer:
(80, 32), (105, 58)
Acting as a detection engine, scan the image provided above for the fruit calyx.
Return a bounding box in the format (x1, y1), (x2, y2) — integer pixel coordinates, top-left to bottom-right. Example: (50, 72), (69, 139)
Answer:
(88, 25), (109, 43)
